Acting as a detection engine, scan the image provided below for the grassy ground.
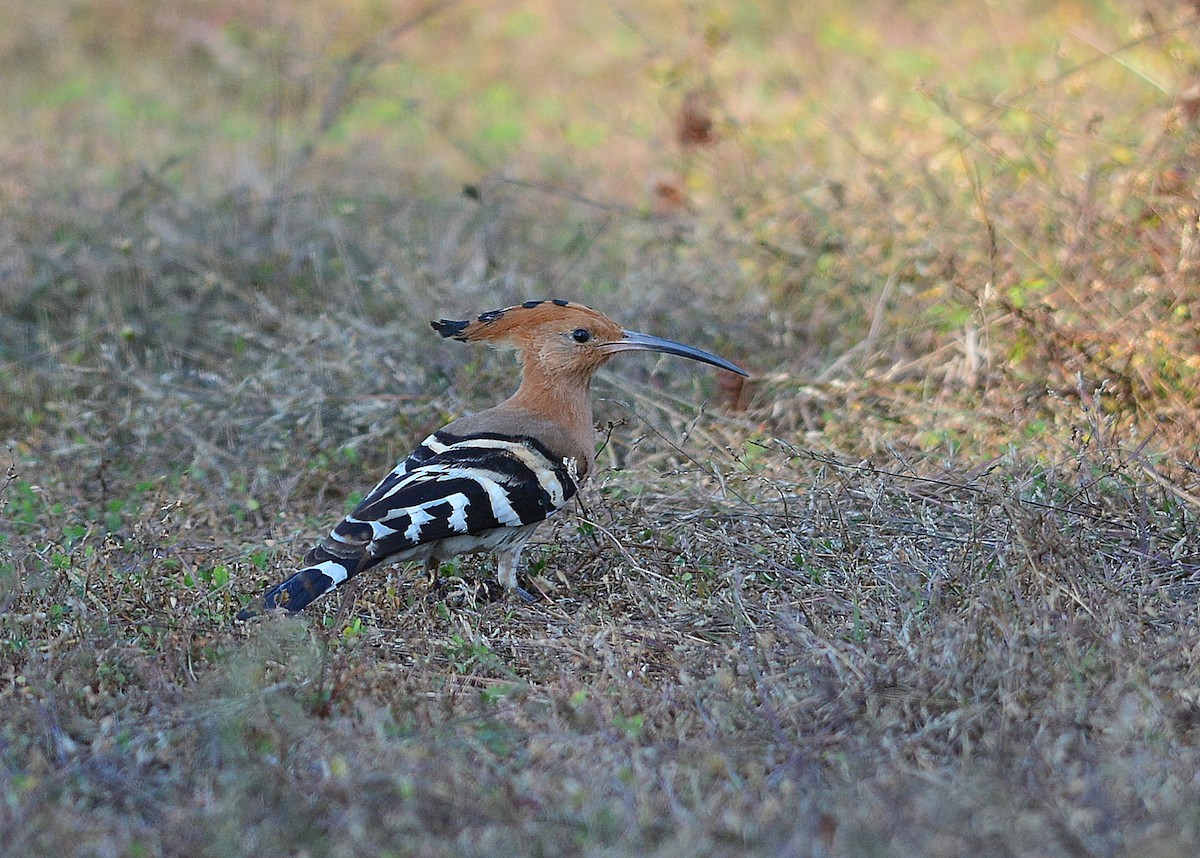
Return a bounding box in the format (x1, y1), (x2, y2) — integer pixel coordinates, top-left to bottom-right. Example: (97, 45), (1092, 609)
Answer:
(3, 1), (1200, 855)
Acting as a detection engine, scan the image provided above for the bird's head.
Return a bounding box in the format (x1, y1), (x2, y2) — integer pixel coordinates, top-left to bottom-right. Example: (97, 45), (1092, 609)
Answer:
(432, 299), (747, 381)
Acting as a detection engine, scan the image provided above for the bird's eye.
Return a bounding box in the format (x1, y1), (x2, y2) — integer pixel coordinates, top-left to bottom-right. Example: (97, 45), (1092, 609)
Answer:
(571, 328), (592, 344)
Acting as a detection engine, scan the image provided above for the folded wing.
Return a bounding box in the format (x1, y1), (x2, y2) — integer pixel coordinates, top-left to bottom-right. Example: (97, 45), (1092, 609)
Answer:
(237, 431), (577, 616)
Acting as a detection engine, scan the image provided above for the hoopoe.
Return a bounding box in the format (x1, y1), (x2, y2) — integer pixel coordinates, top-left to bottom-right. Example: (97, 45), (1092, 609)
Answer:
(236, 299), (746, 618)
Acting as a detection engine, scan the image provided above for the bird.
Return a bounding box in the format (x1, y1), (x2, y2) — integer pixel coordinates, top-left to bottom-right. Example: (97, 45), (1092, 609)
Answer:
(236, 299), (747, 619)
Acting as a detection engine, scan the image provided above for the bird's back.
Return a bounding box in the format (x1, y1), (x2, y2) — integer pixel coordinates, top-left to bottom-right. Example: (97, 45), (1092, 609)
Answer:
(329, 428), (579, 564)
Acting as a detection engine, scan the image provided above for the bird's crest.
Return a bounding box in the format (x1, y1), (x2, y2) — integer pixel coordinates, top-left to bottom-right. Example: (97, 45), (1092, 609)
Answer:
(431, 299), (623, 348)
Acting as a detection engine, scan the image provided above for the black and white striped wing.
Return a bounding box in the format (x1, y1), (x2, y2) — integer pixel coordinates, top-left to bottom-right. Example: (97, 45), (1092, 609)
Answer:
(239, 431), (577, 615)
(334, 431), (577, 562)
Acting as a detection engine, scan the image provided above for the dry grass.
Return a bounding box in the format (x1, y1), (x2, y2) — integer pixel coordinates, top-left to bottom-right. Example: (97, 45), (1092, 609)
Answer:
(3, 1), (1200, 856)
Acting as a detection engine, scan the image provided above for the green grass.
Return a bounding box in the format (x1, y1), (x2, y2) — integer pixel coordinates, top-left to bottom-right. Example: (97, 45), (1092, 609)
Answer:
(2, 0), (1200, 855)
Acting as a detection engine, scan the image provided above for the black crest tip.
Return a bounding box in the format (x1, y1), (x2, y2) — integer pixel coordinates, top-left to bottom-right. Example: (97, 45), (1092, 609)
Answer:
(431, 319), (470, 340)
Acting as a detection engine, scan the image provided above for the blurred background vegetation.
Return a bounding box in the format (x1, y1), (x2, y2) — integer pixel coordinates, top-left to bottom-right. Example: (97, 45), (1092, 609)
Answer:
(5, 0), (1198, 424)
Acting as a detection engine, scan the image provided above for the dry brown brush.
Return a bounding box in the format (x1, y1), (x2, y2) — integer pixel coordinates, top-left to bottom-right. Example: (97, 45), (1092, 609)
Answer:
(4, 1), (1200, 856)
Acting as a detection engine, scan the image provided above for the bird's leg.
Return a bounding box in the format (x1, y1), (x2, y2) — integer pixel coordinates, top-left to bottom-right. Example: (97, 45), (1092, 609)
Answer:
(429, 557), (502, 606)
(422, 557), (440, 590)
(332, 576), (360, 631)
(497, 545), (538, 603)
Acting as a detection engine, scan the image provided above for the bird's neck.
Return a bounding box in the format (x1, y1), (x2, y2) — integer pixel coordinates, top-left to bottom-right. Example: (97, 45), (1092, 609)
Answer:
(508, 364), (596, 437)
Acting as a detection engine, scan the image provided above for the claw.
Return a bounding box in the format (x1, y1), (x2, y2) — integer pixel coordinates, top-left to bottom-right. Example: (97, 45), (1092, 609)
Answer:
(513, 585), (539, 604)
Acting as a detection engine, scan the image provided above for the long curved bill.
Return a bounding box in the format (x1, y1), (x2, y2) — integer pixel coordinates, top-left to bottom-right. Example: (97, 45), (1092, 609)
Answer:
(600, 330), (748, 377)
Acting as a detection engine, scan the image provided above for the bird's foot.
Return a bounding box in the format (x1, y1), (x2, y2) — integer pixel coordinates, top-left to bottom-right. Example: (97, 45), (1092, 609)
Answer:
(513, 583), (539, 604)
(437, 575), (541, 606)
(438, 575), (501, 607)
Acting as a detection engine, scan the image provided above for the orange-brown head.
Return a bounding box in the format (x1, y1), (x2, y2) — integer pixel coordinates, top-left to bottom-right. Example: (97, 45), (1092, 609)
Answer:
(431, 299), (747, 381)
